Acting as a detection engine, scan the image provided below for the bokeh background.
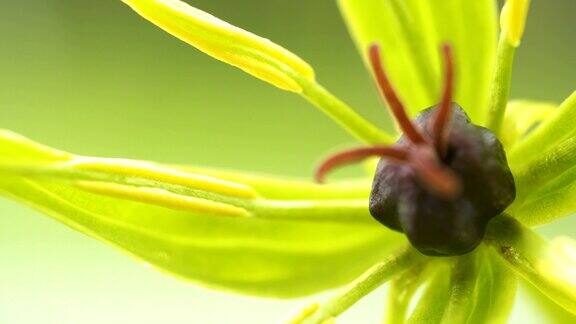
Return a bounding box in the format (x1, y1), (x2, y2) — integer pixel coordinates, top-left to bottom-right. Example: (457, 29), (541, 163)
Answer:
(0, 1), (574, 323)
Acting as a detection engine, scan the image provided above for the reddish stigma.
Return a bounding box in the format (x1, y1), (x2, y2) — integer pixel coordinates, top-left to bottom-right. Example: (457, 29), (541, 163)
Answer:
(433, 44), (455, 157)
(315, 43), (461, 199)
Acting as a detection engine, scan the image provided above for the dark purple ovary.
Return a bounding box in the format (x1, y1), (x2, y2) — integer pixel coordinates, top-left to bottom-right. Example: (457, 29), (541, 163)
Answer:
(369, 104), (516, 256)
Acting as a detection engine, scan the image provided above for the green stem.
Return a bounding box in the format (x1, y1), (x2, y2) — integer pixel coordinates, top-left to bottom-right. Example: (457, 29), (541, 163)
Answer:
(406, 265), (451, 324)
(483, 252), (518, 324)
(441, 253), (480, 324)
(384, 261), (430, 324)
(486, 215), (576, 315)
(295, 245), (420, 324)
(300, 79), (394, 144)
(485, 32), (516, 135)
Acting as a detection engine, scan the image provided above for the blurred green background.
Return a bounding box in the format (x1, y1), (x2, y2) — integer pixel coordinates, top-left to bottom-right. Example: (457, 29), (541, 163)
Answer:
(0, 1), (574, 323)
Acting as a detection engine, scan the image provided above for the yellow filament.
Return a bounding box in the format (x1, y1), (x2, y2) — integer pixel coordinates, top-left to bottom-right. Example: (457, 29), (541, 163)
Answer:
(501, 0), (531, 47)
(288, 303), (320, 324)
(76, 181), (251, 217)
(71, 158), (258, 199)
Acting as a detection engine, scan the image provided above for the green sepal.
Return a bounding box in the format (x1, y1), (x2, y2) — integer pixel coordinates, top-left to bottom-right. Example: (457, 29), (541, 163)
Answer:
(511, 134), (576, 201)
(441, 253), (481, 324)
(337, 0), (497, 123)
(0, 130), (403, 297)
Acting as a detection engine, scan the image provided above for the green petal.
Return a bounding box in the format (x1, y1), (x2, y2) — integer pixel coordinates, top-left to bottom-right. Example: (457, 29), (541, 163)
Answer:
(0, 130), (402, 297)
(337, 0), (497, 123)
(486, 216), (576, 315)
(509, 91), (576, 165)
(500, 100), (556, 149)
(511, 134), (576, 201)
(511, 165), (576, 226)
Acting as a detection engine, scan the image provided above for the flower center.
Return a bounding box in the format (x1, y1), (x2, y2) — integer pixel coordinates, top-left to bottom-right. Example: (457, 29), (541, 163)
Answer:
(315, 43), (516, 256)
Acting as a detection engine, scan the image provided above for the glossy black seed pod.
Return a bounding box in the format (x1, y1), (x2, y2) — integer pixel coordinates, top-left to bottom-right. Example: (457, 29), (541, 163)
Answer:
(369, 103), (516, 256)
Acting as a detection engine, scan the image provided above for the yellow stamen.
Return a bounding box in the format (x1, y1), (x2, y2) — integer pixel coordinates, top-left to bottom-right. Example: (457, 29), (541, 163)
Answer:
(288, 303), (319, 324)
(76, 181), (250, 217)
(71, 158), (258, 199)
(500, 0), (531, 47)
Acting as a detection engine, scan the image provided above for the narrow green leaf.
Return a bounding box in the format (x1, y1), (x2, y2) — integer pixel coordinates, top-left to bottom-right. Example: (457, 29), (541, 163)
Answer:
(486, 216), (576, 315)
(337, 0), (497, 123)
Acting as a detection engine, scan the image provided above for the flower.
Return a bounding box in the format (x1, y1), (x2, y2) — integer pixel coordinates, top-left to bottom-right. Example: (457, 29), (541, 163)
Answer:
(1, 0), (575, 323)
